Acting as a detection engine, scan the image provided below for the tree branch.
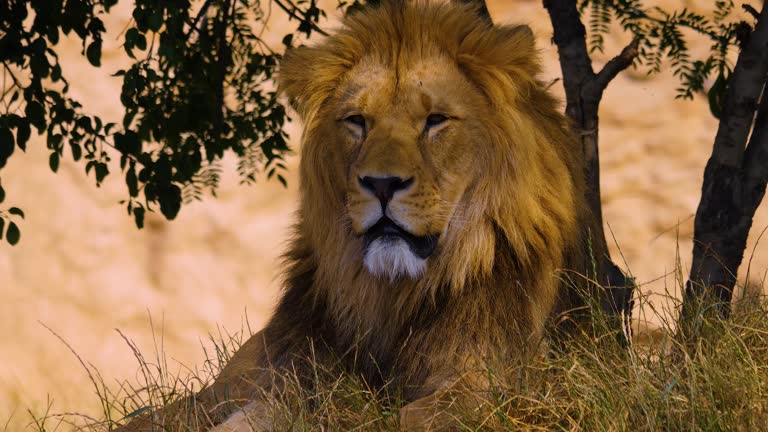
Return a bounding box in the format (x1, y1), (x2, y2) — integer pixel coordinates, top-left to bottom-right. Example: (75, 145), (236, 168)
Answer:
(273, 0), (329, 37)
(594, 37), (640, 90)
(184, 0), (213, 39)
(544, 0), (635, 342)
(710, 1), (768, 168)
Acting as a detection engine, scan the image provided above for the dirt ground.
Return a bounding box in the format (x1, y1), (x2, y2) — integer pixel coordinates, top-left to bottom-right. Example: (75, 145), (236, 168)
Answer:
(1, 0), (765, 429)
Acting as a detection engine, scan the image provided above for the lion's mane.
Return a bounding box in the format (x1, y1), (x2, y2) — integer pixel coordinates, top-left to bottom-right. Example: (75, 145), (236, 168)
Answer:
(270, 1), (595, 396)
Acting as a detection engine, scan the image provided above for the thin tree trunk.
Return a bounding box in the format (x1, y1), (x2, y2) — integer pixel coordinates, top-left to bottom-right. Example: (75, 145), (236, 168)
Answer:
(461, 0), (635, 337)
(682, 2), (768, 324)
(543, 0), (637, 326)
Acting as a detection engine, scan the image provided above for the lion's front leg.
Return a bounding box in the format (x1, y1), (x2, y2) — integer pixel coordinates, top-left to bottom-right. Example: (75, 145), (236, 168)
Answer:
(113, 330), (278, 432)
(400, 392), (458, 431)
(398, 370), (491, 431)
(209, 400), (273, 432)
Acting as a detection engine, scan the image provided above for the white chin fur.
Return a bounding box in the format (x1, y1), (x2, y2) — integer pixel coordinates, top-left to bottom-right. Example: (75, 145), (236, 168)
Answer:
(363, 237), (426, 281)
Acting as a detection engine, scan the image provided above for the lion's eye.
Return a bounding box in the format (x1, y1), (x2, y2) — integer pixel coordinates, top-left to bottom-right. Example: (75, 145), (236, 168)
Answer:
(344, 114), (366, 129)
(424, 114), (448, 131)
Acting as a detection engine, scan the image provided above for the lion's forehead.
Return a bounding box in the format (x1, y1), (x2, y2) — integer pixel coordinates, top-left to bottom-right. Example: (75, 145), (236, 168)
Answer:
(338, 58), (475, 118)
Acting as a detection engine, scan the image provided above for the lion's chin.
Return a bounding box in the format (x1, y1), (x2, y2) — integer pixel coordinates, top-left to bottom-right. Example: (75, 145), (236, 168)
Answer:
(363, 237), (427, 281)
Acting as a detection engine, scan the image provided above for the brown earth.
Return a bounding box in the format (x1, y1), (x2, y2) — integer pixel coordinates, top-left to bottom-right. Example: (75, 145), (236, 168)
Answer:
(1, 0), (765, 429)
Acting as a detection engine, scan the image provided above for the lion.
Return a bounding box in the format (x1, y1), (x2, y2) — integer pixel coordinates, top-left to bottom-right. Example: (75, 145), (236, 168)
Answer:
(117, 1), (602, 431)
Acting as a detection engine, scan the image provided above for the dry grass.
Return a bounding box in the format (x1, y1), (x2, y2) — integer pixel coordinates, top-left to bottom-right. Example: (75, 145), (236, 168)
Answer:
(19, 290), (768, 432)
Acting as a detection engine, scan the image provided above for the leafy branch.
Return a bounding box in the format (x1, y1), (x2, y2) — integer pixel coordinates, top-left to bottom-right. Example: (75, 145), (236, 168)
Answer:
(580, 0), (759, 112)
(0, 0), (334, 243)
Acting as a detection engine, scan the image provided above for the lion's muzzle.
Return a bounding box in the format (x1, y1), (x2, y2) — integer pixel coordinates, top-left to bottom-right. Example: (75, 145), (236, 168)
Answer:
(360, 215), (440, 281)
(358, 174), (439, 257)
(351, 173), (441, 280)
(364, 217), (439, 259)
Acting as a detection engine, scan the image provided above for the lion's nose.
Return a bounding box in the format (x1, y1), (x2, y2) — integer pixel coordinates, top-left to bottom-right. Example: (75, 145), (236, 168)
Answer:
(358, 175), (414, 206)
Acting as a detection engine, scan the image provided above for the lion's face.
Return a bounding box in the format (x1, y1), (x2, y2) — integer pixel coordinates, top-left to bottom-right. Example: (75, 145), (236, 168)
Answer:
(331, 59), (490, 280)
(280, 3), (577, 295)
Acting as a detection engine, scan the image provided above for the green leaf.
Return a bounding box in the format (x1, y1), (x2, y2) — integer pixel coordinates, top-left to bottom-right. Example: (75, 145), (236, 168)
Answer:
(144, 182), (157, 201)
(86, 39), (102, 66)
(133, 8), (149, 32)
(95, 162), (109, 185)
(158, 183), (182, 220)
(125, 27), (138, 44)
(49, 152), (60, 172)
(6, 221), (20, 245)
(76, 116), (93, 133)
(0, 218), (4, 240)
(16, 118), (30, 151)
(71, 142), (82, 161)
(124, 28), (138, 58)
(138, 168), (150, 182)
(135, 33), (147, 51)
(0, 127), (14, 169)
(133, 206), (145, 229)
(0, 180), (5, 203)
(0, 34), (23, 62)
(30, 50), (50, 78)
(49, 133), (63, 149)
(122, 110), (137, 129)
(114, 130), (141, 155)
(25, 101), (46, 133)
(147, 10), (163, 32)
(8, 207), (24, 219)
(126, 165), (138, 197)
(47, 26), (60, 45)
(85, 160), (95, 175)
(125, 406), (149, 419)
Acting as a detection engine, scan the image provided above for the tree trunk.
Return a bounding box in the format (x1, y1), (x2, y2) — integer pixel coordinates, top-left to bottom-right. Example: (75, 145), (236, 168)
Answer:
(543, 0), (637, 331)
(462, 0), (636, 338)
(683, 2), (768, 325)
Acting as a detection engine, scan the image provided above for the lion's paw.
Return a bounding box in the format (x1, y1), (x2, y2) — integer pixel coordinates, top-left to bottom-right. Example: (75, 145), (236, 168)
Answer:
(209, 402), (272, 432)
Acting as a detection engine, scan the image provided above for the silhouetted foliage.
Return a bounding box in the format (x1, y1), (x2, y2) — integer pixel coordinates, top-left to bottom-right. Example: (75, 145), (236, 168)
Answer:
(580, 0), (756, 113)
(0, 0), (334, 242)
(571, 0), (767, 321)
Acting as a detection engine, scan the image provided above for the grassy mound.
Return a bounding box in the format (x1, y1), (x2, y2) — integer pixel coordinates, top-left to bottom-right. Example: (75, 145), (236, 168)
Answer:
(22, 293), (768, 431)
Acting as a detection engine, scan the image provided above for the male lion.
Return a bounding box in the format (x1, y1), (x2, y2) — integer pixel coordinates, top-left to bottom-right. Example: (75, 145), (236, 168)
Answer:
(119, 1), (601, 431)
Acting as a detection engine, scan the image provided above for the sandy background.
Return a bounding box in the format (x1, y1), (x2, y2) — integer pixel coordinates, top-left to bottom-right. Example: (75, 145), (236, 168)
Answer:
(1, 0), (765, 429)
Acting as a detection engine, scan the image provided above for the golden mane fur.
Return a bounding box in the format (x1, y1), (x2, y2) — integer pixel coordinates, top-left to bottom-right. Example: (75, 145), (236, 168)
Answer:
(278, 0), (589, 350)
(119, 2), (599, 431)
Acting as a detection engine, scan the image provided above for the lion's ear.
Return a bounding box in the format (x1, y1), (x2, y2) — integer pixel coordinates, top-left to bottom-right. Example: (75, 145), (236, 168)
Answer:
(278, 45), (352, 120)
(498, 24), (539, 76)
(499, 24), (534, 49)
(457, 23), (540, 103)
(502, 24), (533, 40)
(278, 46), (315, 117)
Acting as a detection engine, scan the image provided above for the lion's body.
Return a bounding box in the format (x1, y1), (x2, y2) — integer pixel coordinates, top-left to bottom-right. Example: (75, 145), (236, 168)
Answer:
(119, 2), (600, 431)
